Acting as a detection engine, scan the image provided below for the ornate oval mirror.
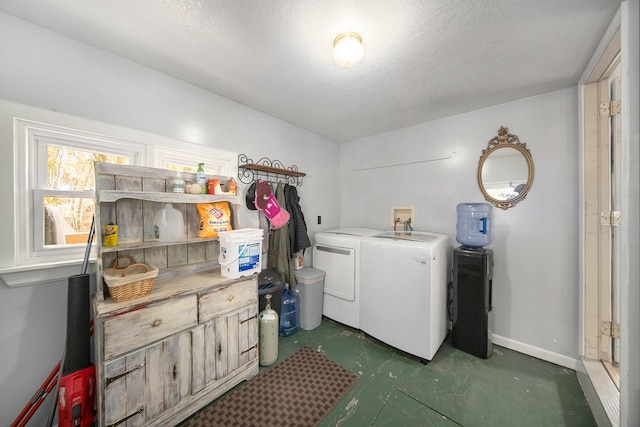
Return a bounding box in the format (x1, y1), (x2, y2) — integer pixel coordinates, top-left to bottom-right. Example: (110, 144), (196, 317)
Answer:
(477, 126), (534, 210)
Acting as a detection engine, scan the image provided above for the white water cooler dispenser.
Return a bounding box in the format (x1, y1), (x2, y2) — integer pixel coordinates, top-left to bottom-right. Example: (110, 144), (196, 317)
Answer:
(452, 203), (494, 359)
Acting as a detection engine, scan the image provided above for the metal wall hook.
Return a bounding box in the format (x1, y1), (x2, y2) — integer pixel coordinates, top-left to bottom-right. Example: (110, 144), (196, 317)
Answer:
(238, 154), (305, 186)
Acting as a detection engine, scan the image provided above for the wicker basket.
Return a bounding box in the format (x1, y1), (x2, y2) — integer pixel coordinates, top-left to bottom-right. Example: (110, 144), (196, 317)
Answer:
(103, 256), (158, 302)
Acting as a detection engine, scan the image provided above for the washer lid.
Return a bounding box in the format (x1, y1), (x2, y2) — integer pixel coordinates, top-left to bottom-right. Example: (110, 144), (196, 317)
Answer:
(373, 231), (442, 243)
(321, 228), (382, 237)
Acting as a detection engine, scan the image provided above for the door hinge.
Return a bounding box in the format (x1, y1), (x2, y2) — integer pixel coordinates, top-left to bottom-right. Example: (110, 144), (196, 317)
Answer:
(600, 211), (621, 226)
(601, 321), (620, 339)
(600, 100), (622, 117)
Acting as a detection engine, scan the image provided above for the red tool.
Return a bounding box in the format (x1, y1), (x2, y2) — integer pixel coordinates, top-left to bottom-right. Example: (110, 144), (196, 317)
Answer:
(58, 217), (96, 427)
(58, 366), (95, 427)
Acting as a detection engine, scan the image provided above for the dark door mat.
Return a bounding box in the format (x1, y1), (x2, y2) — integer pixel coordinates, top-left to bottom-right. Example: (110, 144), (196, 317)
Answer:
(181, 346), (359, 427)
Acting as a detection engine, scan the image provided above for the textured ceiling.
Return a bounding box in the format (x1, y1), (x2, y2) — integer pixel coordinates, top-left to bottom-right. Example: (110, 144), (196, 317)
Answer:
(0, 0), (621, 142)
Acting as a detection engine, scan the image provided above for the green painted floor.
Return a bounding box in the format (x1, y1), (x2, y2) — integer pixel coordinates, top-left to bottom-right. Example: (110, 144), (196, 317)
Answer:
(268, 318), (596, 427)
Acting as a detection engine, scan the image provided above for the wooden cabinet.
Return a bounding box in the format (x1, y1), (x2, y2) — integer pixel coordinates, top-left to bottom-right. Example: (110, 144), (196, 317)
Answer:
(93, 163), (259, 427)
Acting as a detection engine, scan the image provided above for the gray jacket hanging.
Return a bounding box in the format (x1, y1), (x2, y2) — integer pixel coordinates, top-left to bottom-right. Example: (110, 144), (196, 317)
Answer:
(268, 183), (294, 287)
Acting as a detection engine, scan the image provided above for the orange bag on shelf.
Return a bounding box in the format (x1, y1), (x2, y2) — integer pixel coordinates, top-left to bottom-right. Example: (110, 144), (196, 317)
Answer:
(198, 201), (233, 238)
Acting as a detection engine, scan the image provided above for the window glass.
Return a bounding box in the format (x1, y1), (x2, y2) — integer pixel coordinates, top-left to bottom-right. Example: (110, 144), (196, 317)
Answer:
(46, 144), (128, 190)
(153, 145), (233, 177)
(43, 196), (96, 246)
(167, 163), (198, 173)
(42, 145), (129, 247)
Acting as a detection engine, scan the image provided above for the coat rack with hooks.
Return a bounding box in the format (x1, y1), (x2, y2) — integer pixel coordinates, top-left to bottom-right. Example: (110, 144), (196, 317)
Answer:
(238, 154), (305, 186)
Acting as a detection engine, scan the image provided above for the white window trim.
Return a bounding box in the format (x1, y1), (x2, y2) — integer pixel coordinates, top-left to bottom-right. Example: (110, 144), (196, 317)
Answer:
(1, 115), (236, 288)
(13, 119), (146, 268)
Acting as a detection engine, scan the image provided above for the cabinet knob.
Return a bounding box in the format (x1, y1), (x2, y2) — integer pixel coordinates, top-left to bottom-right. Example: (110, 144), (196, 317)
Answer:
(151, 319), (162, 328)
(227, 295), (235, 302)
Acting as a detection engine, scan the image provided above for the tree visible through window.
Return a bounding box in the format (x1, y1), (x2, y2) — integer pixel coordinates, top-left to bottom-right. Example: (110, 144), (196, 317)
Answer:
(43, 145), (128, 246)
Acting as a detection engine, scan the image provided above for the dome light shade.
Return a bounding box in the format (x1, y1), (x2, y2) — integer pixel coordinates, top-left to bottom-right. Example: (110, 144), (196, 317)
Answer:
(332, 32), (363, 68)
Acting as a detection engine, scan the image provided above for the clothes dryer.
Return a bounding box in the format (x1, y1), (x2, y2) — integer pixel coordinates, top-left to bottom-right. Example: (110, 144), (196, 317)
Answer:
(360, 231), (450, 361)
(313, 228), (382, 328)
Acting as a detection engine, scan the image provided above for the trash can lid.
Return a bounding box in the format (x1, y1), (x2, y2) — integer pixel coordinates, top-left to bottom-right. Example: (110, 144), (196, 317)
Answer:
(259, 280), (284, 292)
(294, 267), (325, 284)
(258, 268), (283, 286)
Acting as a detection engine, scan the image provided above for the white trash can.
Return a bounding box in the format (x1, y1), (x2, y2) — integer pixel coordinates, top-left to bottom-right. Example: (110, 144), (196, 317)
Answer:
(294, 267), (325, 331)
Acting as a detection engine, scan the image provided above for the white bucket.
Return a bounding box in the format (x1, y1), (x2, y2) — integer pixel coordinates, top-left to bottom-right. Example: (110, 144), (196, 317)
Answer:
(219, 228), (264, 279)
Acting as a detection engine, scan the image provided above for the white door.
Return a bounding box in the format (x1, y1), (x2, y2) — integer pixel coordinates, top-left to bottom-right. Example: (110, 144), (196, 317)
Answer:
(609, 71), (622, 367)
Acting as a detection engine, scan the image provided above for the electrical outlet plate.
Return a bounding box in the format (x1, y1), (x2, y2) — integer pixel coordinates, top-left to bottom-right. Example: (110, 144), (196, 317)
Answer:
(391, 206), (415, 227)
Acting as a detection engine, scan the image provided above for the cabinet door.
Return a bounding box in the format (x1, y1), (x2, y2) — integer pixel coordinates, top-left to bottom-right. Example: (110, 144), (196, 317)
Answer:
(104, 349), (146, 427)
(184, 318), (218, 391)
(104, 330), (194, 425)
(238, 304), (259, 367)
(191, 324), (207, 394)
(164, 330), (193, 408)
(145, 331), (192, 421)
(214, 304), (259, 380)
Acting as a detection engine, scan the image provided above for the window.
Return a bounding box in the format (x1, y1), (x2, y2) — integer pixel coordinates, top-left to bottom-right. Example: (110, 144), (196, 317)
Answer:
(4, 113), (236, 287)
(152, 145), (234, 176)
(38, 145), (129, 249)
(14, 119), (146, 266)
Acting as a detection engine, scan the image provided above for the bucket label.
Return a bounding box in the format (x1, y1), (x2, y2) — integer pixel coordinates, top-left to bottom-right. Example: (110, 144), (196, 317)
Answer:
(238, 242), (261, 272)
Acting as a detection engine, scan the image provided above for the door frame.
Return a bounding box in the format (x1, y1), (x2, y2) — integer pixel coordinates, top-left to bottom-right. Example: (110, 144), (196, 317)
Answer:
(581, 39), (620, 364)
(577, 3), (640, 427)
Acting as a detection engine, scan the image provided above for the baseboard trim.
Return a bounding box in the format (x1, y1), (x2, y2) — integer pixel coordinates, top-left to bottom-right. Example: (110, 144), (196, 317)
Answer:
(576, 357), (619, 427)
(490, 333), (578, 370)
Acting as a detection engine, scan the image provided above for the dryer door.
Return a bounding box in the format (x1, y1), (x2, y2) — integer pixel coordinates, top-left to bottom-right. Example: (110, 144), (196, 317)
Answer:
(313, 244), (355, 301)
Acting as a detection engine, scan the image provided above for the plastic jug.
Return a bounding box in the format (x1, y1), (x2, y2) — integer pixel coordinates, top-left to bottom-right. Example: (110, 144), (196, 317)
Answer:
(456, 203), (492, 247)
(154, 204), (185, 241)
(279, 283), (299, 337)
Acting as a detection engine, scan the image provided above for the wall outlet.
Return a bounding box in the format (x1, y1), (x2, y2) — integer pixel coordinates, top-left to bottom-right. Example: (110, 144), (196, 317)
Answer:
(391, 206), (415, 227)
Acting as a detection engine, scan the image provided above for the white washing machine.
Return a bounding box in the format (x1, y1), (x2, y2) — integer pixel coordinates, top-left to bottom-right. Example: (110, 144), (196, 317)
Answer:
(313, 228), (382, 329)
(360, 231), (450, 361)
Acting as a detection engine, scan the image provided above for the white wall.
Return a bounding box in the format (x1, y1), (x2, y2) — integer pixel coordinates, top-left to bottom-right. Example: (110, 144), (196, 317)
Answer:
(340, 87), (580, 364)
(0, 12), (338, 426)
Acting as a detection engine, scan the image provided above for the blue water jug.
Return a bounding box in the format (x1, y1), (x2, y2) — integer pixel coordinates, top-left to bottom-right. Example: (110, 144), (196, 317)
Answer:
(456, 203), (492, 248)
(279, 283), (299, 337)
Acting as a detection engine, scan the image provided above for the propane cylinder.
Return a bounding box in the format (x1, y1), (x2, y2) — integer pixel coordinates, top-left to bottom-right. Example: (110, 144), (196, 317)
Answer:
(259, 294), (279, 366)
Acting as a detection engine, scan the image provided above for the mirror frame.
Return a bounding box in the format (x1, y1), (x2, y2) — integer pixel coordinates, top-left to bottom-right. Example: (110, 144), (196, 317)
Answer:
(477, 126), (534, 210)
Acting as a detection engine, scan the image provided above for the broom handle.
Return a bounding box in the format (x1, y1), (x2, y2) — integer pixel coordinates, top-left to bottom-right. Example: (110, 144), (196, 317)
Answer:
(81, 217), (95, 275)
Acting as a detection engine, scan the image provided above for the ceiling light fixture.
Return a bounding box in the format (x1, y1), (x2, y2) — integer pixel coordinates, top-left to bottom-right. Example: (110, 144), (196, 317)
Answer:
(332, 32), (364, 68)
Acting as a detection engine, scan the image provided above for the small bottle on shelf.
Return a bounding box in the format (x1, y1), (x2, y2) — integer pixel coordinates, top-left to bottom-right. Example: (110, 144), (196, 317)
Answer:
(196, 163), (206, 194)
(171, 171), (185, 194)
